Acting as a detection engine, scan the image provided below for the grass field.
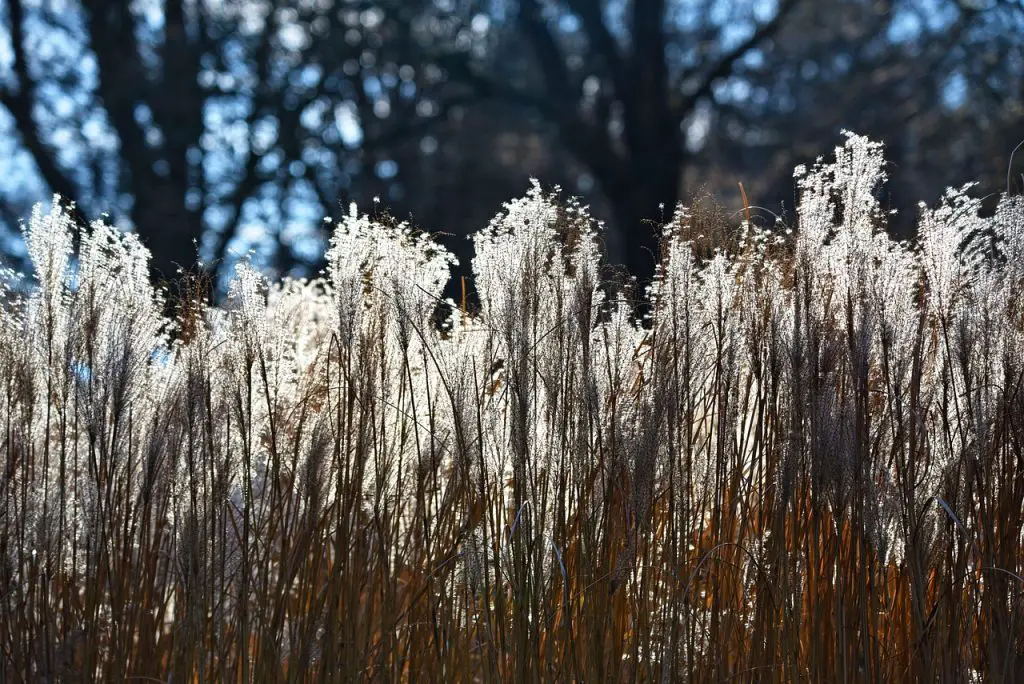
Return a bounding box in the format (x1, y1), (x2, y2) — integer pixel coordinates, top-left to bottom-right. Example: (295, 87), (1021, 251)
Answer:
(1, 133), (1022, 682)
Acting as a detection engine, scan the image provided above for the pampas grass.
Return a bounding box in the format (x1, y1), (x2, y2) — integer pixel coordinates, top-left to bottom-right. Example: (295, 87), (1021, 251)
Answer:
(1, 134), (1022, 682)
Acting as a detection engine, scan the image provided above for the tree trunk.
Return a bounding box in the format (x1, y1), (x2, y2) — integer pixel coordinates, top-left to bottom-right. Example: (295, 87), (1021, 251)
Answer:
(85, 0), (206, 283)
(133, 185), (204, 282)
(604, 156), (684, 286)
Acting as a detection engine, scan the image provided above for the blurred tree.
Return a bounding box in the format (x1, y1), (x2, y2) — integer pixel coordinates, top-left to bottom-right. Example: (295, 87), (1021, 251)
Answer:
(697, 0), (1024, 236)
(0, 0), (1020, 287)
(403, 0), (1022, 278)
(409, 0), (807, 279)
(0, 0), (463, 280)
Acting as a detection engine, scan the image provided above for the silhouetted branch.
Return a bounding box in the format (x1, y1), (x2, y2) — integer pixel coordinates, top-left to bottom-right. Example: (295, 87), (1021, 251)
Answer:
(213, 2), (281, 268)
(0, 0), (81, 210)
(564, 0), (625, 92)
(517, 0), (575, 101)
(675, 0), (803, 117)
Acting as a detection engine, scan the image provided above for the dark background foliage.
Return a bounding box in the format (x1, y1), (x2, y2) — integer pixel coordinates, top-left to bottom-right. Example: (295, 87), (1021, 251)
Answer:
(0, 0), (1021, 286)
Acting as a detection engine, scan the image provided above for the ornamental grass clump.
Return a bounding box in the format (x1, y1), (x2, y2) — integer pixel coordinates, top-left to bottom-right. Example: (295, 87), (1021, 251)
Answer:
(1, 133), (1022, 682)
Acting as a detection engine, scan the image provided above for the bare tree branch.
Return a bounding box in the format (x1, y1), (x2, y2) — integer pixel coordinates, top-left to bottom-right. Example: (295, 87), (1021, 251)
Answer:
(0, 0), (82, 211)
(436, 52), (562, 120)
(82, 0), (158, 190)
(517, 0), (575, 101)
(437, 50), (628, 192)
(674, 0), (803, 118)
(564, 0), (625, 92)
(212, 1), (280, 268)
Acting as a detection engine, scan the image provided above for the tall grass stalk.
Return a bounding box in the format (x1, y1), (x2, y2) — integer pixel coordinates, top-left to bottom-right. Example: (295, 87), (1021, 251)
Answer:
(1, 135), (1022, 682)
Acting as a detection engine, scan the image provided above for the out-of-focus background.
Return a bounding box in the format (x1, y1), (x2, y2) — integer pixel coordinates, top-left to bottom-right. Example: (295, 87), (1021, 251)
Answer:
(0, 0), (1021, 286)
